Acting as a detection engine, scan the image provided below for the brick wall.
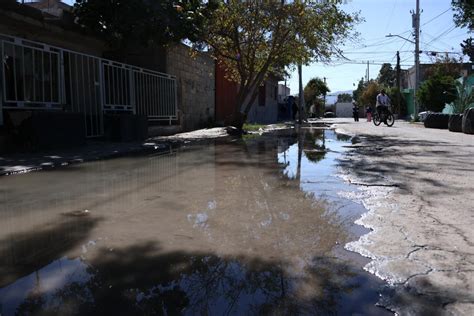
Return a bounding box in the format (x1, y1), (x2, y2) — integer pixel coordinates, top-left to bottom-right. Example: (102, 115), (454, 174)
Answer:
(166, 44), (215, 131)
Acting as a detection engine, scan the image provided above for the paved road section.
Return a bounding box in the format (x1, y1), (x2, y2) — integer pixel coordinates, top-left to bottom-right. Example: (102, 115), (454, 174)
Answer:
(329, 118), (474, 315)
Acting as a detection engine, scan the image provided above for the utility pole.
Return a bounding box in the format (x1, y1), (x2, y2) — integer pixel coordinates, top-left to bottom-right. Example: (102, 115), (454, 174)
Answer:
(298, 63), (303, 125)
(323, 77), (327, 112)
(413, 0), (420, 119)
(367, 61), (370, 82)
(396, 51), (401, 114)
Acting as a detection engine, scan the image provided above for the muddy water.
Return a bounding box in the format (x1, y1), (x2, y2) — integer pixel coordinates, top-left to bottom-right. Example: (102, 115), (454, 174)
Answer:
(0, 129), (390, 315)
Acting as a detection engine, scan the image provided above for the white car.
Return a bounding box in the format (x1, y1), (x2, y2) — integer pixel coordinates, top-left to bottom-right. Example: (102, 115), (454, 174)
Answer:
(418, 111), (433, 122)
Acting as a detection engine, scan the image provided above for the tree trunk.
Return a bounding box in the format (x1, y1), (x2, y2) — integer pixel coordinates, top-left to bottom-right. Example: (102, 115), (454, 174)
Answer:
(229, 107), (247, 130)
(229, 84), (260, 130)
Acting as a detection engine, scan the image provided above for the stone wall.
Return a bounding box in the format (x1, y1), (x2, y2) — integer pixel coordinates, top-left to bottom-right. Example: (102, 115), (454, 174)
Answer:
(166, 44), (215, 131)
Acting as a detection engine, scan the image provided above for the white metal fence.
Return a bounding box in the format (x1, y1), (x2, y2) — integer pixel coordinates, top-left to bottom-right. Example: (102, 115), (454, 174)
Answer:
(1, 38), (61, 109)
(0, 34), (178, 137)
(133, 69), (177, 122)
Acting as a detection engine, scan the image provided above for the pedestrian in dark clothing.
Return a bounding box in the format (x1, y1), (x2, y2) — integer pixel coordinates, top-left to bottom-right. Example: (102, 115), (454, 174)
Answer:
(352, 103), (359, 122)
(292, 99), (298, 120)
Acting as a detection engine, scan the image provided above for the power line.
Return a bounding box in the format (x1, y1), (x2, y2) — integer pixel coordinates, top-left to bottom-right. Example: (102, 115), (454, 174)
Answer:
(342, 50), (413, 54)
(390, 34), (413, 63)
(426, 25), (457, 45)
(423, 31), (456, 49)
(330, 62), (413, 68)
(421, 7), (451, 26)
(384, 0), (398, 33)
(348, 30), (413, 50)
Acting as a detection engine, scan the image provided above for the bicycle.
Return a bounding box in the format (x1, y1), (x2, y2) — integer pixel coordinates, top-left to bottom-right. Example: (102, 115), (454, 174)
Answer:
(373, 106), (395, 127)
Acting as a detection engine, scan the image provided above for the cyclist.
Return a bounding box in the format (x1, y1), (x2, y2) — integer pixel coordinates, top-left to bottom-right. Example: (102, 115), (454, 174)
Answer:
(376, 89), (391, 123)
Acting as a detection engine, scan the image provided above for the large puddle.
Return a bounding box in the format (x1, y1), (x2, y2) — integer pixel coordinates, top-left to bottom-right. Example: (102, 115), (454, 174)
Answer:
(0, 128), (391, 315)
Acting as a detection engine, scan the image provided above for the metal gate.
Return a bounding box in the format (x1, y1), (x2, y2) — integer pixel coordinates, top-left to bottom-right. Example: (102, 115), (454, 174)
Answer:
(1, 34), (179, 138)
(63, 51), (103, 138)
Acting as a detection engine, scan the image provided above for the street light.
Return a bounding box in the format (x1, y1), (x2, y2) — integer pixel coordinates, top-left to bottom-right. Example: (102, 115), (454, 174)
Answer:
(386, 33), (420, 120)
(385, 33), (415, 44)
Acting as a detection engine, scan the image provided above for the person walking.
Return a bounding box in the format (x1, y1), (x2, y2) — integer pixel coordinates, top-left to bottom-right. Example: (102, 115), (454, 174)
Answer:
(366, 105), (372, 122)
(352, 102), (359, 122)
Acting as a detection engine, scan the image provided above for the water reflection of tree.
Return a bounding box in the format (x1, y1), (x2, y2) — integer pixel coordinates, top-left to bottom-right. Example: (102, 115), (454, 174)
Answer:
(302, 128), (327, 163)
(13, 243), (365, 315)
(5, 131), (379, 315)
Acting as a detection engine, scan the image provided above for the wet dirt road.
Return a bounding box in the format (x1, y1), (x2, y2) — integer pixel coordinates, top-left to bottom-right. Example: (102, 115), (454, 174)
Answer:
(0, 129), (390, 315)
(331, 119), (474, 315)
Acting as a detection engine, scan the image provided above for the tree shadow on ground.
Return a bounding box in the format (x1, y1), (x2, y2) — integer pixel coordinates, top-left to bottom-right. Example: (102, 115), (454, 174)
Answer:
(337, 134), (473, 197)
(380, 277), (472, 316)
(0, 214), (102, 288)
(3, 240), (389, 316)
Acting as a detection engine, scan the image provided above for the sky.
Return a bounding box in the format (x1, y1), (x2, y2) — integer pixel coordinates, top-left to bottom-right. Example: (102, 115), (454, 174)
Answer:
(61, 0), (470, 96)
(286, 0), (471, 96)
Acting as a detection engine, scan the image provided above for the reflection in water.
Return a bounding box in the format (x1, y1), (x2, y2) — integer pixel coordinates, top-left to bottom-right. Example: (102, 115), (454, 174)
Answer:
(0, 129), (390, 315)
(0, 246), (367, 315)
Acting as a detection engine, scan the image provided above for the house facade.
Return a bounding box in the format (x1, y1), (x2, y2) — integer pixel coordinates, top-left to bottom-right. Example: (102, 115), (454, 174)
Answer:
(0, 1), (216, 151)
(400, 63), (474, 118)
(215, 65), (282, 125)
(246, 76), (280, 124)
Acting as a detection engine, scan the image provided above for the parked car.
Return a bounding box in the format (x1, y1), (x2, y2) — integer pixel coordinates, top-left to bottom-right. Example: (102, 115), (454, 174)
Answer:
(418, 111), (433, 122)
(324, 111), (335, 118)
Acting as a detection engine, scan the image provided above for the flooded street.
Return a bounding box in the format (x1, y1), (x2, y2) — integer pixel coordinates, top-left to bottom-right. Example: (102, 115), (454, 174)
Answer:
(0, 129), (390, 315)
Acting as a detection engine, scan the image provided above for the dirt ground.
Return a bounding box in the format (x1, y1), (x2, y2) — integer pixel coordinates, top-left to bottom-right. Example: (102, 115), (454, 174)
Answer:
(327, 118), (474, 315)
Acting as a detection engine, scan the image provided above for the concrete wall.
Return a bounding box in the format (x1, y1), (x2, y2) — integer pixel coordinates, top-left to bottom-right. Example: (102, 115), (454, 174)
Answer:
(25, 0), (72, 18)
(247, 78), (279, 124)
(335, 102), (353, 118)
(166, 44), (215, 131)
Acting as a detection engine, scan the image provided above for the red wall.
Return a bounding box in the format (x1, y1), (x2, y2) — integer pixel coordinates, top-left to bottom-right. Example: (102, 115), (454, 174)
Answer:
(215, 63), (238, 124)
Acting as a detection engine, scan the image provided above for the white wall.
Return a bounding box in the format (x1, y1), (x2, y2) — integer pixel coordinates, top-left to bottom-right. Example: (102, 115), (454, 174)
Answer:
(247, 78), (279, 124)
(335, 102), (353, 117)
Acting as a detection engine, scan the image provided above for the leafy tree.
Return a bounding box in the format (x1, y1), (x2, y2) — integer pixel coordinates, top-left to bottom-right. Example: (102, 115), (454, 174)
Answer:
(73, 0), (215, 49)
(416, 74), (456, 112)
(352, 77), (366, 104)
(424, 56), (463, 79)
(337, 93), (352, 103)
(387, 87), (406, 115)
(377, 63), (395, 87)
(304, 77), (330, 106)
(304, 77), (330, 116)
(461, 37), (474, 62)
(452, 0), (474, 30)
(451, 0), (474, 62)
(201, 1), (359, 128)
(359, 81), (380, 107)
